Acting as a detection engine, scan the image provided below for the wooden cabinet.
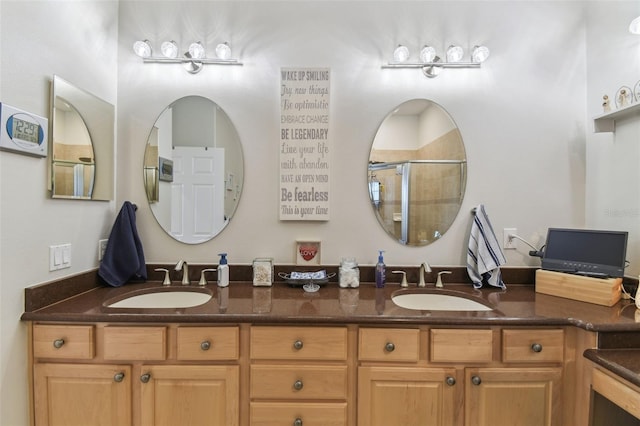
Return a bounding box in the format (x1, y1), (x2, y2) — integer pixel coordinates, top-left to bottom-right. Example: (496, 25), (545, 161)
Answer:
(29, 321), (568, 426)
(34, 363), (132, 426)
(358, 366), (457, 426)
(249, 326), (349, 426)
(464, 367), (562, 426)
(139, 364), (239, 426)
(30, 324), (240, 426)
(358, 327), (565, 426)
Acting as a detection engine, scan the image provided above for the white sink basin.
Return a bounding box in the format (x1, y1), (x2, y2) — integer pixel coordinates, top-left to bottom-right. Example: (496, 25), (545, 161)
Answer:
(106, 290), (212, 309)
(392, 293), (492, 311)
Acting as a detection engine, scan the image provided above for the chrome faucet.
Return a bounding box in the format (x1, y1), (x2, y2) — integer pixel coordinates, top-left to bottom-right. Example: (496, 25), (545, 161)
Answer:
(175, 260), (190, 285)
(418, 262), (432, 287)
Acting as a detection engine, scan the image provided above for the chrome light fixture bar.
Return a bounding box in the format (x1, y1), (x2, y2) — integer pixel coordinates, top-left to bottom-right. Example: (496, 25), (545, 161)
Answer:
(383, 44), (490, 78)
(133, 39), (242, 74)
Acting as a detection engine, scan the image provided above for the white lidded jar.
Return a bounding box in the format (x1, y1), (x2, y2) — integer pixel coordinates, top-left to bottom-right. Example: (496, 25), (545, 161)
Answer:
(339, 258), (360, 288)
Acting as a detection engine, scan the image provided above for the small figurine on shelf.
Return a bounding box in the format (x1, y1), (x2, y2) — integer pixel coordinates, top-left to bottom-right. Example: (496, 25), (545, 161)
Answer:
(602, 94), (611, 113)
(618, 88), (630, 108)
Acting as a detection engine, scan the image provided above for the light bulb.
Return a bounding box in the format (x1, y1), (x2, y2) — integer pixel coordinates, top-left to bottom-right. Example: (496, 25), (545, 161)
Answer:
(419, 45), (436, 63)
(446, 45), (464, 62)
(188, 42), (206, 59)
(161, 40), (179, 59)
(393, 45), (410, 62)
(133, 40), (152, 58)
(630, 16), (640, 34)
(215, 42), (231, 60)
(471, 45), (490, 63)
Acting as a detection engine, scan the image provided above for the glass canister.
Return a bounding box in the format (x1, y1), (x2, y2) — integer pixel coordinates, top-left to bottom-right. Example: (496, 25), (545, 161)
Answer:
(339, 257), (360, 288)
(253, 258), (274, 286)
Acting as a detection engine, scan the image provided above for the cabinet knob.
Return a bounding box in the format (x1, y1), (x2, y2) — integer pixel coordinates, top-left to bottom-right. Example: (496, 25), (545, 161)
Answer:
(140, 373), (151, 383)
(531, 343), (543, 353)
(471, 375), (482, 386)
(385, 342), (395, 352)
(113, 372), (125, 383)
(446, 376), (456, 386)
(53, 339), (65, 349)
(293, 380), (304, 390)
(293, 340), (304, 350)
(293, 418), (303, 426)
(201, 340), (211, 351)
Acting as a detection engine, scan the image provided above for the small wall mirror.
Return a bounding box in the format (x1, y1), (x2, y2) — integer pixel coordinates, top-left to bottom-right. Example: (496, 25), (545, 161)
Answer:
(368, 99), (467, 246)
(50, 75), (114, 200)
(144, 96), (244, 244)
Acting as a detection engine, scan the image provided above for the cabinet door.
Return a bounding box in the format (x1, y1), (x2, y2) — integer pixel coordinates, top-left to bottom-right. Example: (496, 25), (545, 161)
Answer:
(358, 366), (458, 426)
(34, 363), (131, 426)
(465, 367), (562, 426)
(139, 364), (239, 426)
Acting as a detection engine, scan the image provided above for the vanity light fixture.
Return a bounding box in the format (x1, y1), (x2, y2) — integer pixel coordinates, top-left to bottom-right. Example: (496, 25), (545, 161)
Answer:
(630, 15), (640, 34)
(132, 39), (242, 74)
(382, 44), (490, 78)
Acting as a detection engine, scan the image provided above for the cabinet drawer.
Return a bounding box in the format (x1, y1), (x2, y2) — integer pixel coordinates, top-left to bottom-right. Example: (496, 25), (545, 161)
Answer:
(430, 329), (493, 363)
(250, 402), (347, 426)
(33, 324), (95, 359)
(103, 326), (166, 360)
(176, 326), (239, 360)
(251, 365), (348, 400)
(502, 329), (564, 363)
(251, 326), (347, 361)
(359, 328), (419, 362)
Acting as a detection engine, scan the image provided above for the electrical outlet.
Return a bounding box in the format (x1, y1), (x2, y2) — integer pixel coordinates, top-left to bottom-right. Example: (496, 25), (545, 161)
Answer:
(98, 239), (108, 261)
(503, 228), (517, 249)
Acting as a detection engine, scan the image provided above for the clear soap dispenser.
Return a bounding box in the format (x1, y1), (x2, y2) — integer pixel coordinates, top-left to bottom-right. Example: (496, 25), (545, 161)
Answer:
(217, 253), (229, 287)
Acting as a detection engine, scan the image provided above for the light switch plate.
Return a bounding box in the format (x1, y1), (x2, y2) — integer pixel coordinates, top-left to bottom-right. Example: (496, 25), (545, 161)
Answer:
(49, 244), (71, 271)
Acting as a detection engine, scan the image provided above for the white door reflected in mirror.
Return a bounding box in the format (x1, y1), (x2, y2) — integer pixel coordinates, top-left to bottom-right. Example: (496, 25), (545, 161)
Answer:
(144, 96), (244, 244)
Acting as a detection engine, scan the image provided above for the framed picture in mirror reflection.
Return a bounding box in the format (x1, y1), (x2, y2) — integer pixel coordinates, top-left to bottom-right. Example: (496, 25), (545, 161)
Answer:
(159, 157), (173, 182)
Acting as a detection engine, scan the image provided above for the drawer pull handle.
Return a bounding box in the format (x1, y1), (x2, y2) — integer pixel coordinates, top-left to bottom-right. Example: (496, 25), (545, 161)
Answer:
(53, 339), (65, 349)
(293, 418), (303, 426)
(293, 340), (304, 350)
(293, 380), (304, 390)
(113, 372), (125, 383)
(531, 343), (543, 353)
(385, 342), (395, 352)
(140, 373), (151, 383)
(446, 376), (456, 386)
(471, 375), (482, 386)
(201, 340), (211, 351)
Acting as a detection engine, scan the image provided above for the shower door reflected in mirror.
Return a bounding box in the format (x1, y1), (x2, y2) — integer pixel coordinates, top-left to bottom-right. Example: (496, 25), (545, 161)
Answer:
(144, 96), (244, 244)
(368, 99), (467, 246)
(50, 75), (114, 200)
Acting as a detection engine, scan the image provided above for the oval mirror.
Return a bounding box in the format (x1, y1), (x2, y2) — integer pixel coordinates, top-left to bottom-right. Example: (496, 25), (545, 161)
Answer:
(368, 99), (466, 246)
(144, 96), (244, 244)
(50, 75), (114, 200)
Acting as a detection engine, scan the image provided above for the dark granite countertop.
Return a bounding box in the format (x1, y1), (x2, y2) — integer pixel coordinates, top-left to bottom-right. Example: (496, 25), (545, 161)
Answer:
(584, 348), (640, 388)
(21, 277), (640, 331)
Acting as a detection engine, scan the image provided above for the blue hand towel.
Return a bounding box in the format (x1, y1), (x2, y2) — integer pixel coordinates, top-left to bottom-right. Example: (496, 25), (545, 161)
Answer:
(467, 204), (506, 289)
(98, 201), (147, 287)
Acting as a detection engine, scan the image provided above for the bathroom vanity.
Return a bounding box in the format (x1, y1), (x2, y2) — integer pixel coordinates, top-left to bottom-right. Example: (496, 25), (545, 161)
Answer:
(22, 271), (640, 426)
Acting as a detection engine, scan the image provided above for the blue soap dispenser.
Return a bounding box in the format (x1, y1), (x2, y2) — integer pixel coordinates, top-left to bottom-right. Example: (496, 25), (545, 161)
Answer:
(375, 250), (386, 288)
(217, 253), (229, 287)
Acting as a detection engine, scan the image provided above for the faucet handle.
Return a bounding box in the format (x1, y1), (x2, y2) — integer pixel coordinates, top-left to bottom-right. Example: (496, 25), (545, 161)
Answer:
(199, 269), (217, 286)
(154, 268), (171, 286)
(435, 271), (452, 288)
(391, 270), (408, 287)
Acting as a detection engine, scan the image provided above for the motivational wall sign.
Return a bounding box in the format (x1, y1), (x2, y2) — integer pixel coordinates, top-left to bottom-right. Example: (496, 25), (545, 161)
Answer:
(279, 67), (330, 221)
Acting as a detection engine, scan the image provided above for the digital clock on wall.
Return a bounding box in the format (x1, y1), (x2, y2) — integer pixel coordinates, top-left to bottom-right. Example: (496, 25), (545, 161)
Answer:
(0, 103), (48, 157)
